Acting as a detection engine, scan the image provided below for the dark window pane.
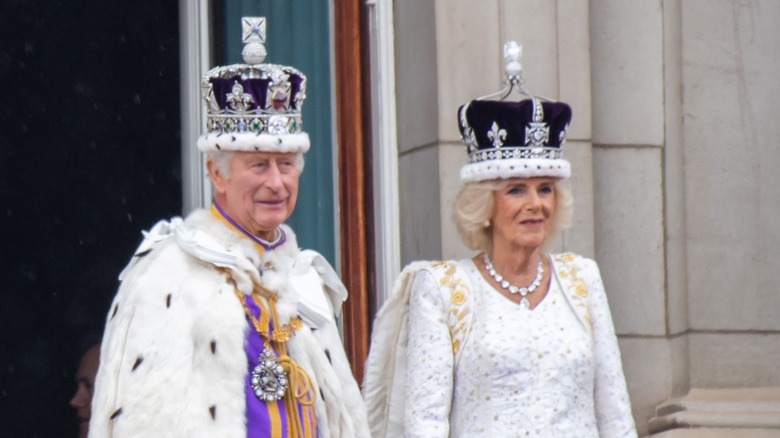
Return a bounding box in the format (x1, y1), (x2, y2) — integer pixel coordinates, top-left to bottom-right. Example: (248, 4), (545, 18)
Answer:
(0, 1), (181, 435)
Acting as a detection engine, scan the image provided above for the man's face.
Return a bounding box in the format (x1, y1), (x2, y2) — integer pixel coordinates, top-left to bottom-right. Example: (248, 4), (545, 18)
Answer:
(209, 152), (300, 240)
(70, 345), (100, 438)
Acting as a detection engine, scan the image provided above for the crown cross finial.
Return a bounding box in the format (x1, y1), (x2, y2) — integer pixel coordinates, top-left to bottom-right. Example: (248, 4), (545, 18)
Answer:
(242, 17), (266, 44)
(241, 17), (267, 64)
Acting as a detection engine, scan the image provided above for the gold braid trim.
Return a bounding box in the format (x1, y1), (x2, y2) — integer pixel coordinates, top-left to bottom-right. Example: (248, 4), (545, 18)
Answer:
(262, 291), (316, 438)
(225, 269), (317, 437)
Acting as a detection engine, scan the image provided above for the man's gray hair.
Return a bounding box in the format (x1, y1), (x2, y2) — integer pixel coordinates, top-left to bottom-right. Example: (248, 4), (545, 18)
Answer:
(206, 150), (306, 178)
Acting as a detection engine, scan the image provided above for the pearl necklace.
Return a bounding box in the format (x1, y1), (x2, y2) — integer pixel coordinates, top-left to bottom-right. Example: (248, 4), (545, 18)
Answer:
(483, 253), (544, 301)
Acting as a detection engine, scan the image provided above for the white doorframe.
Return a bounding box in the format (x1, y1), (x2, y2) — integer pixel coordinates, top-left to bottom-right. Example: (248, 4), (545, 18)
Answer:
(366, 0), (401, 306)
(179, 0), (212, 214)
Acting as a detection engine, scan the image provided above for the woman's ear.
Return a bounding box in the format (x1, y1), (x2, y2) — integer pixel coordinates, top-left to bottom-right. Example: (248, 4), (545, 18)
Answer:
(206, 158), (228, 194)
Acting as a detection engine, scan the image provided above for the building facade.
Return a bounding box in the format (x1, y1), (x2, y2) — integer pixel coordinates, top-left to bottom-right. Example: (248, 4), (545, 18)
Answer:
(394, 0), (780, 435)
(176, 0), (780, 435)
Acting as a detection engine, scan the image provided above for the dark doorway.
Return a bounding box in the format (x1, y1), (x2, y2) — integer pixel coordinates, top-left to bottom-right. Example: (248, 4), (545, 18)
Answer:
(0, 1), (181, 435)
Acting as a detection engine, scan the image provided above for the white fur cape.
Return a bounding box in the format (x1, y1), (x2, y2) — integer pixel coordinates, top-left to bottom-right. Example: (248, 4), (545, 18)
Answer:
(90, 209), (369, 437)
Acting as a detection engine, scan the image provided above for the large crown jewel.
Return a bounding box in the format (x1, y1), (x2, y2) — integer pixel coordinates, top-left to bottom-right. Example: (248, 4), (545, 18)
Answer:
(457, 41), (572, 182)
(197, 17), (310, 153)
(525, 99), (550, 147)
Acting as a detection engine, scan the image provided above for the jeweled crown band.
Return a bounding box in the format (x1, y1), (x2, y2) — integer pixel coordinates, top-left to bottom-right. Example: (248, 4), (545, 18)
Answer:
(468, 146), (563, 164)
(206, 113), (303, 136)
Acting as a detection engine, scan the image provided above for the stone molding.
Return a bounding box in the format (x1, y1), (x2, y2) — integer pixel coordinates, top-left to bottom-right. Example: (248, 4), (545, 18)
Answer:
(647, 387), (780, 436)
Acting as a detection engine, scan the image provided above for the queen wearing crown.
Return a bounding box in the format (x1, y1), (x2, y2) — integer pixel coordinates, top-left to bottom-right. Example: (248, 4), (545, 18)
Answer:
(90, 18), (368, 437)
(364, 42), (636, 437)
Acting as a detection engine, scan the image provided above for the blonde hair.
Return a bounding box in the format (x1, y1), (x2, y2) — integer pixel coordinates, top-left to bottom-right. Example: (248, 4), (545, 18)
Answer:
(453, 178), (573, 252)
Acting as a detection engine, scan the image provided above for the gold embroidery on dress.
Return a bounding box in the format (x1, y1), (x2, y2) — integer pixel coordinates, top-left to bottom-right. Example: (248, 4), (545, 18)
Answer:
(431, 261), (470, 354)
(553, 253), (591, 326)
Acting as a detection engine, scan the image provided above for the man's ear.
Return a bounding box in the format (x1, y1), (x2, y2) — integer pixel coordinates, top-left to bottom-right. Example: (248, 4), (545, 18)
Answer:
(206, 158), (228, 194)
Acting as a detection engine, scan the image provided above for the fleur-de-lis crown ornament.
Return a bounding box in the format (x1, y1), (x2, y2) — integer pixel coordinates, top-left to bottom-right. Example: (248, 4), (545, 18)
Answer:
(197, 17), (310, 154)
(457, 41), (572, 182)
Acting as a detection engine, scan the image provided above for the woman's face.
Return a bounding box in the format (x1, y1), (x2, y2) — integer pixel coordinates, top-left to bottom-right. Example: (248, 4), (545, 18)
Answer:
(490, 177), (557, 251)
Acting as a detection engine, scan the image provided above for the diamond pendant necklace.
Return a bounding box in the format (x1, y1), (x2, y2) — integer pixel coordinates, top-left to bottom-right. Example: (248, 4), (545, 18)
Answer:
(235, 290), (301, 401)
(483, 253), (544, 307)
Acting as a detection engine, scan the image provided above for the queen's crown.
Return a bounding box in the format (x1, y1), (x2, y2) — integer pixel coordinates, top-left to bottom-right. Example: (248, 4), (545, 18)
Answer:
(457, 41), (572, 182)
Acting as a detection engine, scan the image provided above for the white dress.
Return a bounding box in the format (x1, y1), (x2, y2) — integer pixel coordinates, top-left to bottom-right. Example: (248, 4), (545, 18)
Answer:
(403, 256), (636, 438)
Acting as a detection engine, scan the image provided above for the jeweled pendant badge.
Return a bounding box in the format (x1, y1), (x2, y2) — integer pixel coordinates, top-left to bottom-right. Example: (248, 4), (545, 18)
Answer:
(251, 347), (288, 401)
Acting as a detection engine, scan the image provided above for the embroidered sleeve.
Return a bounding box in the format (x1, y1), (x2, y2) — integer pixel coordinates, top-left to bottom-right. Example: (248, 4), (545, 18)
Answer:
(438, 262), (470, 357)
(554, 253), (591, 327)
(404, 268), (453, 438)
(584, 258), (638, 438)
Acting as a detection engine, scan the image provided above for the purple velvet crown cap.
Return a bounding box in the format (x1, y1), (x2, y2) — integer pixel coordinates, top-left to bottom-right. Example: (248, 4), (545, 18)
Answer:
(207, 72), (305, 116)
(458, 98), (573, 182)
(196, 17), (310, 154)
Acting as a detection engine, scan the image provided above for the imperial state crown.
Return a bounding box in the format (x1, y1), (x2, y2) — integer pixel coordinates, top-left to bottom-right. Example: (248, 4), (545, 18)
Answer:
(197, 17), (310, 154)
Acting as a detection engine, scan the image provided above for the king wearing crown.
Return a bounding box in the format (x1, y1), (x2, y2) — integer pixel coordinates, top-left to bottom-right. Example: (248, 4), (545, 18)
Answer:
(90, 18), (369, 437)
